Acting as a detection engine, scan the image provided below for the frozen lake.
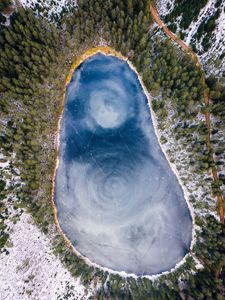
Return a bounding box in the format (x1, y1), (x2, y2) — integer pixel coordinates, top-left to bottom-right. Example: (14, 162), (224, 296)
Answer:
(54, 54), (192, 275)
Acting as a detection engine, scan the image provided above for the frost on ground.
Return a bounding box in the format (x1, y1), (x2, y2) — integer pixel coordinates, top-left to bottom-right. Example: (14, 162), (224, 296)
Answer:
(157, 0), (225, 77)
(0, 213), (92, 300)
(0, 149), (92, 300)
(211, 114), (225, 197)
(19, 0), (76, 20)
(157, 0), (175, 16)
(15, 0), (225, 77)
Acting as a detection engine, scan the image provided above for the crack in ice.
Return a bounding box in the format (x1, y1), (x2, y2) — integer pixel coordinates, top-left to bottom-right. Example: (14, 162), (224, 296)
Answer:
(55, 54), (192, 275)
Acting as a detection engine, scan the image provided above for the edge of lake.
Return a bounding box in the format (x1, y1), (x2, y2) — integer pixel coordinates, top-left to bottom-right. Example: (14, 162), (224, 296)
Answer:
(51, 45), (196, 279)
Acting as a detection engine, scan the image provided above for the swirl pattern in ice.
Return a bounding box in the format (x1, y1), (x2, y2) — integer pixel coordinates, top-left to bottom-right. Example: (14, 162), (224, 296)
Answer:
(54, 54), (192, 275)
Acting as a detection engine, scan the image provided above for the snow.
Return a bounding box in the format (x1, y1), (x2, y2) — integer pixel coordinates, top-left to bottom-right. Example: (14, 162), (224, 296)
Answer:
(0, 153), (92, 300)
(156, 0), (175, 17)
(0, 0), (222, 292)
(18, 0), (224, 76)
(210, 114), (225, 196)
(1, 47), (209, 293)
(184, 0), (217, 45)
(0, 47), (215, 297)
(0, 213), (92, 300)
(0, 154), (9, 169)
(201, 1), (225, 77)
(19, 0), (76, 20)
(156, 0), (225, 77)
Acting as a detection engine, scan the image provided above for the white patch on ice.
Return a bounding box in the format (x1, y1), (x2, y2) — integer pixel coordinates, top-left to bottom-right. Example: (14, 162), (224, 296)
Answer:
(88, 81), (129, 129)
(89, 94), (126, 128)
(55, 54), (192, 276)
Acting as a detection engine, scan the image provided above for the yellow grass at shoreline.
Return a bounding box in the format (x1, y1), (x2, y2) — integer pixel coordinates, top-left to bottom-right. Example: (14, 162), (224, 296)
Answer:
(65, 46), (127, 86)
(50, 45), (196, 279)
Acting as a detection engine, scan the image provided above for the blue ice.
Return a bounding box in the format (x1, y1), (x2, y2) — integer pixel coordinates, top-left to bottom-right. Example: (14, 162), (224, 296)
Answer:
(55, 54), (192, 275)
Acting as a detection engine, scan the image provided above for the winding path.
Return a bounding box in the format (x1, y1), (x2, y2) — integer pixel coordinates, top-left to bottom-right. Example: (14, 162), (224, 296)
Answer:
(150, 3), (224, 224)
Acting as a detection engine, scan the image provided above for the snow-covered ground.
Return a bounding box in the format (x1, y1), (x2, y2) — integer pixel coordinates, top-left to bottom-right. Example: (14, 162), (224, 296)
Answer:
(157, 0), (225, 77)
(0, 88), (216, 299)
(0, 213), (92, 300)
(0, 63), (219, 299)
(151, 98), (217, 218)
(0, 152), (92, 300)
(0, 2), (223, 297)
(157, 0), (175, 16)
(19, 0), (76, 20)
(16, 0), (225, 77)
(211, 114), (225, 196)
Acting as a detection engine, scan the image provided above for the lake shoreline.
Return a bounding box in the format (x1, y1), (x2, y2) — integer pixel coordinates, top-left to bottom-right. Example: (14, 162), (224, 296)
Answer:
(51, 45), (197, 280)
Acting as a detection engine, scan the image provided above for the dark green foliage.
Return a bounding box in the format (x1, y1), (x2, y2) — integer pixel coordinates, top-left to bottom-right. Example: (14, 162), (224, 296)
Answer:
(0, 9), (61, 96)
(0, 232), (9, 248)
(185, 216), (225, 299)
(165, 0), (208, 30)
(193, 8), (221, 53)
(0, 12), (7, 24)
(165, 0), (223, 55)
(64, 0), (151, 56)
(0, 1), (224, 298)
(206, 76), (225, 119)
(193, 215), (225, 269)
(0, 172), (9, 250)
(185, 268), (223, 300)
(0, 8), (63, 232)
(0, 0), (12, 13)
(0, 178), (6, 192)
(206, 76), (225, 195)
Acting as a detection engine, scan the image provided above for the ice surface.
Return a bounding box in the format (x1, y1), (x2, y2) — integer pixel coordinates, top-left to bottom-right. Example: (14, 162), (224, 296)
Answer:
(55, 54), (192, 275)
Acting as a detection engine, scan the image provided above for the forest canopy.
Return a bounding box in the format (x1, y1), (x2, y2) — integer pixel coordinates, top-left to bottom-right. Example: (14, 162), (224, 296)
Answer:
(0, 1), (224, 299)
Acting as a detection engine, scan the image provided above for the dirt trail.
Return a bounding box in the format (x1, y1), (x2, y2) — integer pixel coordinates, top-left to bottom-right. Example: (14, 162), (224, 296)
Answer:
(150, 3), (224, 224)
